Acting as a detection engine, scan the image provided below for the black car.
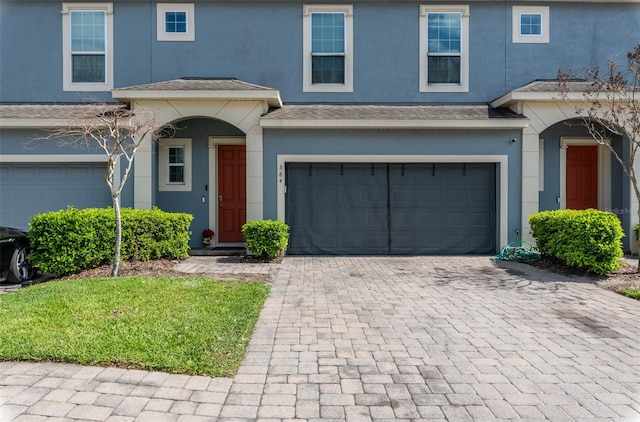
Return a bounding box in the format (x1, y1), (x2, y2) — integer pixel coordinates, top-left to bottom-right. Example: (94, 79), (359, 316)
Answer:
(0, 227), (37, 283)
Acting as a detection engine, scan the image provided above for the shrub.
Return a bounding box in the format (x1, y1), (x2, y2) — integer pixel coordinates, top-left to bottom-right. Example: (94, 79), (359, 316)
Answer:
(29, 207), (193, 277)
(529, 209), (624, 275)
(242, 220), (289, 259)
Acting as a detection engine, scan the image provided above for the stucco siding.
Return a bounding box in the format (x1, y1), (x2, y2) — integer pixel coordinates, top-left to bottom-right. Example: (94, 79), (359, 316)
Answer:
(263, 128), (522, 245)
(1, 1), (638, 103)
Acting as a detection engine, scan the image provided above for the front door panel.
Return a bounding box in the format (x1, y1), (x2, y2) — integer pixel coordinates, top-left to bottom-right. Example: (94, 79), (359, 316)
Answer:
(218, 145), (246, 242)
(566, 145), (598, 210)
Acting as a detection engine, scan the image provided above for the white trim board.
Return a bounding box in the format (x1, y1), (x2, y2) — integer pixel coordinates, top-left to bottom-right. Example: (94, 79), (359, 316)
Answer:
(276, 154), (509, 252)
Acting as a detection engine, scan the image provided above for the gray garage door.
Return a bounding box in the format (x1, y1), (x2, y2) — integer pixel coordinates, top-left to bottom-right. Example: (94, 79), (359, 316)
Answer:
(0, 163), (112, 230)
(286, 163), (496, 255)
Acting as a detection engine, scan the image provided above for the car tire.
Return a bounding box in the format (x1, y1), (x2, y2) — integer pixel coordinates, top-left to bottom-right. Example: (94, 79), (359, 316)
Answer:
(8, 246), (36, 283)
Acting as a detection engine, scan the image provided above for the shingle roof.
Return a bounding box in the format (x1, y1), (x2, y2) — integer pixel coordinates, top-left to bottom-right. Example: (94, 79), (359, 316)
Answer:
(510, 80), (591, 93)
(0, 103), (125, 120)
(263, 104), (523, 120)
(114, 78), (274, 92)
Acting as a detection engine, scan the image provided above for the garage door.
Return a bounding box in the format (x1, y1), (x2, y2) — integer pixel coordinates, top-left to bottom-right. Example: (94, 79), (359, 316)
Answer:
(286, 163), (496, 255)
(0, 163), (112, 230)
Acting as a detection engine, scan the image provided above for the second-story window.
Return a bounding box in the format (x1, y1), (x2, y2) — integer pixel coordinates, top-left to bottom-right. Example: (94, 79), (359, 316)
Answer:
(165, 11), (187, 34)
(512, 6), (549, 43)
(419, 5), (469, 93)
(303, 5), (353, 93)
(311, 12), (345, 84)
(427, 12), (462, 84)
(62, 3), (113, 91)
(520, 13), (542, 36)
(70, 10), (106, 83)
(157, 4), (195, 41)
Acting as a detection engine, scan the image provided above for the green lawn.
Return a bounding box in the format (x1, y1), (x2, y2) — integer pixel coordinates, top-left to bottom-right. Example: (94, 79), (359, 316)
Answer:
(0, 276), (269, 377)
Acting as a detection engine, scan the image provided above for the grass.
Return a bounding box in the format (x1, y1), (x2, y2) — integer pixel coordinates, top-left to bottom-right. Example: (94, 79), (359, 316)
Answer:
(0, 276), (269, 377)
(621, 289), (640, 300)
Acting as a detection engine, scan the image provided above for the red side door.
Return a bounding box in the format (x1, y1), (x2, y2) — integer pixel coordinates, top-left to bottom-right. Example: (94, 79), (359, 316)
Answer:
(218, 145), (246, 242)
(566, 145), (598, 209)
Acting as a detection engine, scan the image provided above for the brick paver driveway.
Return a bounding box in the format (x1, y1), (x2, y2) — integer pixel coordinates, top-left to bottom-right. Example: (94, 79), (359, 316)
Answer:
(1, 256), (639, 421)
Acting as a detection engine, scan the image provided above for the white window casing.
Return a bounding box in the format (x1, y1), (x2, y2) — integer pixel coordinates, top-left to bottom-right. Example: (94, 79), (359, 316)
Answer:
(158, 138), (192, 191)
(62, 2), (113, 92)
(419, 5), (469, 93)
(157, 3), (195, 41)
(512, 6), (549, 44)
(303, 4), (353, 93)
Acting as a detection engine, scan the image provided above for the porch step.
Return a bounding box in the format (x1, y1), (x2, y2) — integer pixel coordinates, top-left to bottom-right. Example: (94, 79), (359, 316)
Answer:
(189, 247), (246, 256)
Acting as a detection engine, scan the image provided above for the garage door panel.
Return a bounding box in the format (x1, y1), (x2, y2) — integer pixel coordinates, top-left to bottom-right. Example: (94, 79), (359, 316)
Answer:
(0, 163), (112, 230)
(287, 162), (496, 255)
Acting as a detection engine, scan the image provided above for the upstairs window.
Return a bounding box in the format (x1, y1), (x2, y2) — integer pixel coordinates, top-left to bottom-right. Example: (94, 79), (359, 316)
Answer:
(165, 11), (187, 34)
(157, 4), (195, 41)
(71, 11), (106, 83)
(62, 3), (113, 91)
(303, 5), (353, 93)
(427, 12), (461, 84)
(419, 5), (469, 93)
(520, 13), (542, 36)
(512, 6), (549, 43)
(312, 13), (345, 84)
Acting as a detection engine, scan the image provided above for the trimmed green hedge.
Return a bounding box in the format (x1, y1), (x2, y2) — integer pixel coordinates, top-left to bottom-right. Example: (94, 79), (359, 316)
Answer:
(242, 220), (289, 259)
(529, 209), (623, 275)
(29, 207), (193, 277)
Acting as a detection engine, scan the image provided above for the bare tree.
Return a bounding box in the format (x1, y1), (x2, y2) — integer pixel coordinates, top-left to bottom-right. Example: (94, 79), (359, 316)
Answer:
(558, 44), (640, 271)
(41, 103), (167, 276)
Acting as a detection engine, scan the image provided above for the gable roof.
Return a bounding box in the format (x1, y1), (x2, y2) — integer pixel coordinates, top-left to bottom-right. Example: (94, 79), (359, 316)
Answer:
(491, 80), (592, 107)
(112, 78), (283, 107)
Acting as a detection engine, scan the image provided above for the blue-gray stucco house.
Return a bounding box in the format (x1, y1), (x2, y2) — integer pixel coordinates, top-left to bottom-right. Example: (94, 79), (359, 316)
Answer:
(0, 0), (638, 254)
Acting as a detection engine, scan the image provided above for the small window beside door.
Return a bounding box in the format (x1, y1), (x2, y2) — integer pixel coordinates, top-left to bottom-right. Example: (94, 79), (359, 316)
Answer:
(159, 138), (192, 191)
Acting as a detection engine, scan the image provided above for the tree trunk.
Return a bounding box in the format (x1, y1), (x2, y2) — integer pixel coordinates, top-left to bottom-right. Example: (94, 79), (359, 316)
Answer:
(111, 196), (122, 277)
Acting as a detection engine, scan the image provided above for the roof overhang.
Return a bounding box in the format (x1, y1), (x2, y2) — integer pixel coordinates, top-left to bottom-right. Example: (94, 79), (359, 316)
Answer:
(491, 80), (615, 109)
(261, 104), (529, 129)
(112, 78), (283, 108)
(0, 103), (126, 128)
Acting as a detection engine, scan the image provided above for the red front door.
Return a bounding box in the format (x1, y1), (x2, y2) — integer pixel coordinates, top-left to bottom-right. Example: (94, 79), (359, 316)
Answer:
(218, 145), (246, 242)
(566, 145), (598, 209)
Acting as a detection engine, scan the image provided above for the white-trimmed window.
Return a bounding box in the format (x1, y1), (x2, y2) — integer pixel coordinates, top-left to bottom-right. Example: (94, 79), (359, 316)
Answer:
(419, 5), (469, 93)
(159, 138), (192, 191)
(157, 3), (195, 41)
(303, 4), (353, 93)
(62, 3), (113, 91)
(512, 6), (549, 43)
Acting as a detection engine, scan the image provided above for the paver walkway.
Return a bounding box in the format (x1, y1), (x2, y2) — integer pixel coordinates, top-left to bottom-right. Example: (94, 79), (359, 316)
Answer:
(1, 256), (639, 421)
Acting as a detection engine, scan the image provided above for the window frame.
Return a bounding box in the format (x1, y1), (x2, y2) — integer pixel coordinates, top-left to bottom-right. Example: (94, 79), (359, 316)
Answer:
(62, 2), (113, 92)
(158, 138), (192, 192)
(157, 3), (195, 42)
(512, 6), (549, 44)
(303, 4), (353, 93)
(419, 5), (469, 93)
(167, 146), (186, 184)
